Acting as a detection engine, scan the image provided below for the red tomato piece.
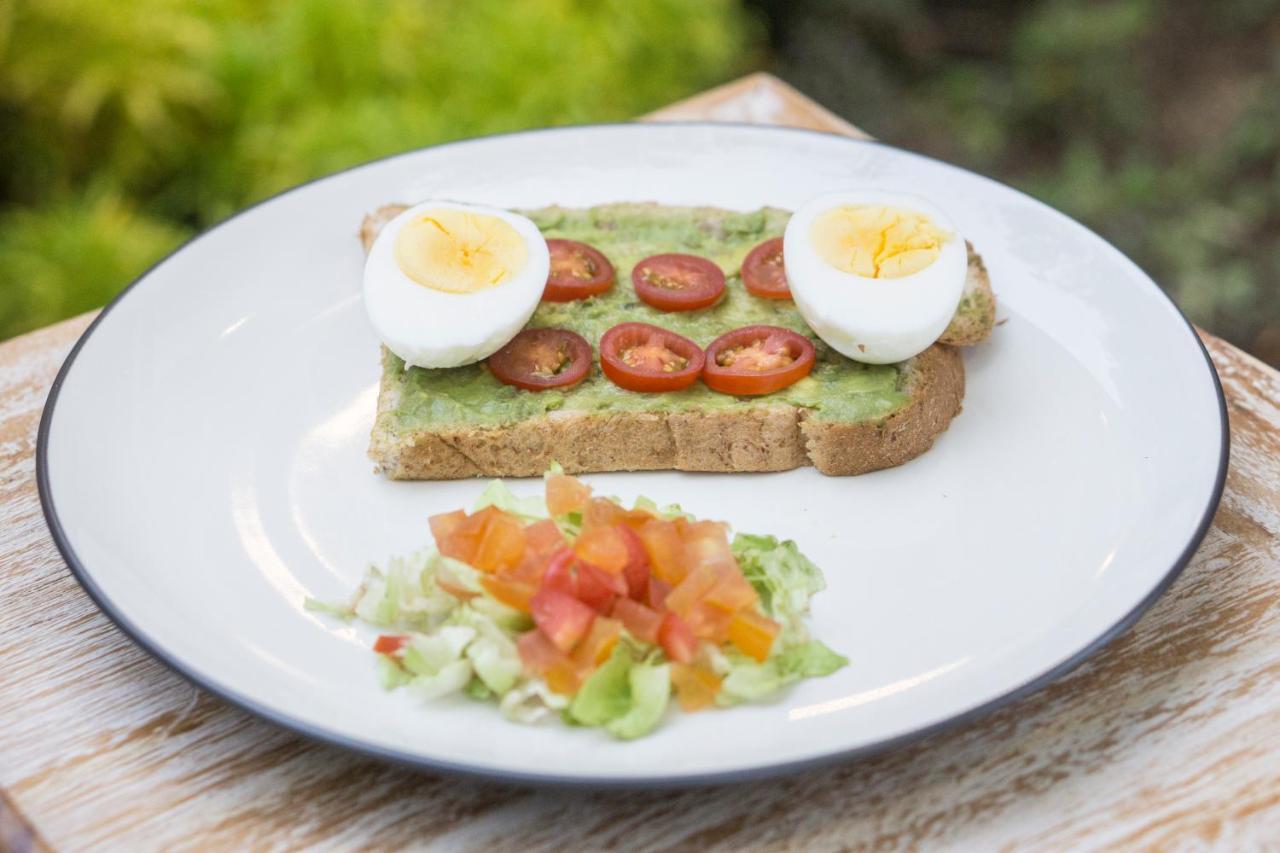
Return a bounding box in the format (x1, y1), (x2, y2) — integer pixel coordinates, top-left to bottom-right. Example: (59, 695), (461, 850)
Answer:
(670, 662), (723, 711)
(599, 323), (705, 393)
(470, 507), (527, 573)
(663, 564), (718, 617)
(488, 327), (592, 392)
(632, 253), (726, 311)
(480, 575), (538, 613)
(516, 630), (584, 695)
(539, 548), (578, 598)
(658, 611), (698, 664)
(741, 237), (791, 299)
(575, 562), (626, 613)
(703, 325), (816, 397)
(703, 564), (758, 612)
(372, 634), (409, 655)
(573, 525), (629, 574)
(647, 575), (671, 611)
(546, 474), (592, 517)
(531, 588), (596, 652)
(727, 609), (780, 663)
(616, 525), (651, 599)
(681, 520), (737, 573)
(544, 238), (616, 302)
(611, 598), (663, 644)
(636, 518), (687, 584)
(684, 602), (734, 642)
(428, 509), (467, 544)
(571, 617), (622, 668)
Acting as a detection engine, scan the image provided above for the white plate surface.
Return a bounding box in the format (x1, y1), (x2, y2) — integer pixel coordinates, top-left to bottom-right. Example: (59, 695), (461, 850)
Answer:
(38, 124), (1226, 785)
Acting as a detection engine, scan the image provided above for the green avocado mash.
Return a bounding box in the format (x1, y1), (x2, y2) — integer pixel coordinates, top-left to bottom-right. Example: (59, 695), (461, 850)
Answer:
(383, 204), (909, 430)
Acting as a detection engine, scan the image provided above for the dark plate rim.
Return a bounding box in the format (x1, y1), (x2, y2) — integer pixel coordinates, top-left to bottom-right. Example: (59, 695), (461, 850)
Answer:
(35, 121), (1230, 789)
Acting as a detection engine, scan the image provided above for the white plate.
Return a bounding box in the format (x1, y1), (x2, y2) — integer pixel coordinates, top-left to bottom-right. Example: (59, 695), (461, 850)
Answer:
(38, 124), (1227, 786)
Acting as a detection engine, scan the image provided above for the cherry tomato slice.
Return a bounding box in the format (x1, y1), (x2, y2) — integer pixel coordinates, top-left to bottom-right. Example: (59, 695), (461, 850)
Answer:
(631, 254), (726, 311)
(544, 239), (615, 302)
(741, 237), (791, 299)
(702, 325), (815, 396)
(488, 327), (591, 391)
(599, 322), (705, 392)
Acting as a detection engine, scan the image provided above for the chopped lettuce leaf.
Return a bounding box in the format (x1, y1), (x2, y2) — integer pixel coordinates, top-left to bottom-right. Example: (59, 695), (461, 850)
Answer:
(351, 551), (461, 630)
(407, 660), (473, 699)
(715, 641), (848, 706)
(606, 661), (670, 740)
(472, 479), (548, 522)
(776, 640), (848, 678)
(402, 626), (476, 676)
(500, 678), (570, 724)
(632, 496), (692, 520)
(376, 655), (412, 690)
(451, 606), (523, 695)
(732, 534), (826, 636)
(569, 646), (634, 726)
(465, 677), (494, 701)
(469, 595), (533, 633)
(304, 598), (353, 620)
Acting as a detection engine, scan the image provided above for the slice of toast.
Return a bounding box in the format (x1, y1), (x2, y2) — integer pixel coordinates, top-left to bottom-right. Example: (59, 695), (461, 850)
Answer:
(362, 203), (995, 479)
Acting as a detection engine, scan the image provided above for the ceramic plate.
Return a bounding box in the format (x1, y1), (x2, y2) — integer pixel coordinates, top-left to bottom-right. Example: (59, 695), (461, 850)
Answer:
(38, 124), (1227, 786)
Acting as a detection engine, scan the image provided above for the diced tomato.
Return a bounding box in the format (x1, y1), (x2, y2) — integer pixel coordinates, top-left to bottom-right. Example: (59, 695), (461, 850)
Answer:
(617, 525), (651, 599)
(575, 562), (626, 612)
(428, 509), (467, 544)
(612, 598), (663, 644)
(583, 497), (627, 531)
(539, 548), (577, 596)
(517, 630), (584, 695)
(658, 611), (698, 664)
(703, 564), (758, 612)
(372, 634), (409, 655)
(546, 474), (592, 516)
(572, 617), (622, 668)
(471, 507), (527, 573)
(670, 662), (722, 711)
(525, 518), (566, 557)
(530, 589), (596, 652)
(573, 524), (629, 574)
(681, 520), (736, 573)
(637, 518), (687, 584)
(727, 609), (780, 662)
(647, 575), (671, 611)
(683, 602), (734, 642)
(663, 564), (718, 617)
(480, 575), (538, 612)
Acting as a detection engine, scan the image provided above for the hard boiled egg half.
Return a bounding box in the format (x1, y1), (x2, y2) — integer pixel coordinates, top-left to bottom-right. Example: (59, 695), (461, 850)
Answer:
(783, 190), (967, 364)
(364, 201), (550, 368)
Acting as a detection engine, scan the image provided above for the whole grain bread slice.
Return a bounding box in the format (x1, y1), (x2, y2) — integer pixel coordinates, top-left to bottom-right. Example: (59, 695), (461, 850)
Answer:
(361, 204), (990, 479)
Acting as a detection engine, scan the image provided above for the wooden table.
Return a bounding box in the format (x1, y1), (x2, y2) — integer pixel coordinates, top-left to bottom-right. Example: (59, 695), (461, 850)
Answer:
(3, 74), (1278, 851)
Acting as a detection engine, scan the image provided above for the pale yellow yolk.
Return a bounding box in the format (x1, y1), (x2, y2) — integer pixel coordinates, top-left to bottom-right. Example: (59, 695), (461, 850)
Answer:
(394, 209), (527, 293)
(810, 205), (949, 279)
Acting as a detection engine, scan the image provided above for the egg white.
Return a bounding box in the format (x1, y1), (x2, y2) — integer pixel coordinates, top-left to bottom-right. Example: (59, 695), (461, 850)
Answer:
(363, 200), (550, 369)
(783, 189), (967, 365)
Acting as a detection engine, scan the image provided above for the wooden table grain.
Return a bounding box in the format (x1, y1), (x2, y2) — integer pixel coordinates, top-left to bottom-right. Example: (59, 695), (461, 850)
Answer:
(2, 74), (1279, 851)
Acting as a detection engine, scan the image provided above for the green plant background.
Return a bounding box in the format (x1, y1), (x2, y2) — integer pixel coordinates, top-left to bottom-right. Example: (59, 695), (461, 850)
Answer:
(2, 0), (1278, 364)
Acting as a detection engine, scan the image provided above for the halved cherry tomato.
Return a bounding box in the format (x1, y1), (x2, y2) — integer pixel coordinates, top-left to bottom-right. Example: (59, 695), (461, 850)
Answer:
(599, 323), (705, 393)
(546, 474), (591, 516)
(658, 611), (698, 664)
(373, 635), (410, 655)
(741, 237), (790, 299)
(632, 254), (726, 311)
(611, 598), (663, 644)
(727, 609), (780, 662)
(530, 588), (596, 652)
(517, 630), (583, 695)
(488, 327), (592, 392)
(544, 239), (615, 302)
(703, 325), (815, 396)
(617, 525), (651, 599)
(670, 662), (723, 711)
(572, 617), (622, 668)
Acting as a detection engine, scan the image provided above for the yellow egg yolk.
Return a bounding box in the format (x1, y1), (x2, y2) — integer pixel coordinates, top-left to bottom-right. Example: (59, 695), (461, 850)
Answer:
(810, 205), (949, 279)
(394, 209), (527, 293)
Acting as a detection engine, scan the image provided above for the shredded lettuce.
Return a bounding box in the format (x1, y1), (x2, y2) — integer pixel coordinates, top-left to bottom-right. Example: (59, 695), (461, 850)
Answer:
(303, 597), (353, 620)
(451, 606), (523, 695)
(349, 551), (462, 630)
(732, 533), (826, 637)
(568, 646), (671, 739)
(473, 479), (548, 522)
(713, 640), (848, 705)
(376, 654), (412, 690)
(500, 678), (570, 724)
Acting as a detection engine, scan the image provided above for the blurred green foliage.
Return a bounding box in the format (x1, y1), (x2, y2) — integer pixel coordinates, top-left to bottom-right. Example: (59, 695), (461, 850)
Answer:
(3, 0), (1279, 365)
(751, 0), (1280, 363)
(0, 0), (757, 339)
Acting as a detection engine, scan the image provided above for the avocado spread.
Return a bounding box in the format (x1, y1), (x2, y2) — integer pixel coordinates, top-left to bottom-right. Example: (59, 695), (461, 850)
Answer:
(383, 204), (909, 430)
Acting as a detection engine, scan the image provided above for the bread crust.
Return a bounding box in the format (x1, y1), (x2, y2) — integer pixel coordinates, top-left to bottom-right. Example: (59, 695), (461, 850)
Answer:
(362, 204), (981, 480)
